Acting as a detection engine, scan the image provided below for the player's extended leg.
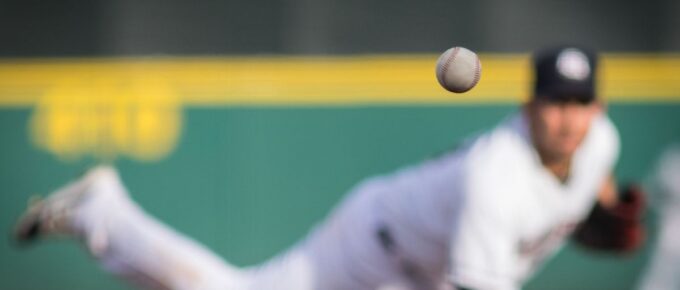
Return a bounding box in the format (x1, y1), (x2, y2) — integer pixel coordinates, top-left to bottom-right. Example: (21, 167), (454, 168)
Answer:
(13, 166), (246, 290)
(12, 165), (432, 290)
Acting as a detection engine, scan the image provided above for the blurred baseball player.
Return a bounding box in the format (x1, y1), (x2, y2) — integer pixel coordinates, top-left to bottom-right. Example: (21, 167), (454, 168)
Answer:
(13, 46), (645, 290)
(638, 145), (680, 290)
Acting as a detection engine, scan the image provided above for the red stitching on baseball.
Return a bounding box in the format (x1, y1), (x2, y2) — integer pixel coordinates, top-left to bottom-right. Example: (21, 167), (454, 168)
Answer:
(440, 47), (460, 88)
(469, 56), (481, 90)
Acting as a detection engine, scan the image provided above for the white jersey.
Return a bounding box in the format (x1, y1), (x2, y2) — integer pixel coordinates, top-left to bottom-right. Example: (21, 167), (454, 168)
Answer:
(302, 111), (620, 290)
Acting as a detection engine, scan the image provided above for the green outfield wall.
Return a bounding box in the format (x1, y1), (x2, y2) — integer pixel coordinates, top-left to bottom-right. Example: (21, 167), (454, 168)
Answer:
(0, 54), (679, 289)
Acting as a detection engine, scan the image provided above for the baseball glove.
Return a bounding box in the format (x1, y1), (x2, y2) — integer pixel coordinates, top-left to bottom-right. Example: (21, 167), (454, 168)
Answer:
(572, 184), (646, 253)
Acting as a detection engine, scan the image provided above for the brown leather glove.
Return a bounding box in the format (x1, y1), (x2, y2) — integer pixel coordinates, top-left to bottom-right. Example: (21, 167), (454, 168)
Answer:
(572, 184), (646, 253)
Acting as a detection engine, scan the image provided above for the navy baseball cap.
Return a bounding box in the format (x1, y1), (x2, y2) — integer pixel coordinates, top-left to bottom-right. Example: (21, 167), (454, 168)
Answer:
(532, 46), (598, 104)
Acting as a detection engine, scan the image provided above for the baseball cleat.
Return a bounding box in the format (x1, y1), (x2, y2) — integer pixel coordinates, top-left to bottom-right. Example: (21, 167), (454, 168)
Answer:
(12, 168), (108, 245)
(14, 196), (48, 244)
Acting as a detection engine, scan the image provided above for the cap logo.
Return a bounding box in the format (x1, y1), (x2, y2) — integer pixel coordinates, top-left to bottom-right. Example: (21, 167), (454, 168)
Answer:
(556, 49), (591, 81)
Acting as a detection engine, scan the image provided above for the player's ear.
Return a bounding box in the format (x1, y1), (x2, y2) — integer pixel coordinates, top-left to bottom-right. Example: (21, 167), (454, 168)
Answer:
(523, 98), (541, 116)
(588, 100), (605, 115)
(523, 99), (534, 112)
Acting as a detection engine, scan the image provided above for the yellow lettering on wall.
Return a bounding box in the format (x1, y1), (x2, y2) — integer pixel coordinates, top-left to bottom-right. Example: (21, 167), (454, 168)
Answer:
(29, 74), (180, 162)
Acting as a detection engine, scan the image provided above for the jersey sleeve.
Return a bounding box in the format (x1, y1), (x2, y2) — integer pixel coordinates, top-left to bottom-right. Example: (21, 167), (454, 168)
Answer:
(591, 113), (620, 174)
(448, 147), (521, 290)
(575, 113), (620, 194)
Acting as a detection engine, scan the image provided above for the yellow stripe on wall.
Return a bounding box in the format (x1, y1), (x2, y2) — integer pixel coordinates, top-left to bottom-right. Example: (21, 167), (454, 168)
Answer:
(0, 54), (679, 107)
(2, 54), (677, 162)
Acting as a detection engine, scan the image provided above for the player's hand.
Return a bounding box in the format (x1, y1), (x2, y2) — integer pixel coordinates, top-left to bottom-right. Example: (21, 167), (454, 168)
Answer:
(572, 184), (646, 253)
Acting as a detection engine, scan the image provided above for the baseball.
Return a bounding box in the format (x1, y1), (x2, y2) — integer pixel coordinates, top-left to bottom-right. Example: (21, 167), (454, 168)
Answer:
(435, 46), (482, 93)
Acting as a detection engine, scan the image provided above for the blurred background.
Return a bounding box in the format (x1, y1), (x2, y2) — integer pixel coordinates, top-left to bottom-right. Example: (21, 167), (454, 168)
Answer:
(1, 0), (679, 289)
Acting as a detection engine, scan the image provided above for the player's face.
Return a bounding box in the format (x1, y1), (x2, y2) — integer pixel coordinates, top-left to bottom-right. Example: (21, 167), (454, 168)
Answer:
(527, 99), (601, 162)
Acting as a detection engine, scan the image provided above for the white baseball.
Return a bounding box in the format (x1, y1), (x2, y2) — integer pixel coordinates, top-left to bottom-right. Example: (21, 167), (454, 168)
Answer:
(435, 46), (482, 93)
